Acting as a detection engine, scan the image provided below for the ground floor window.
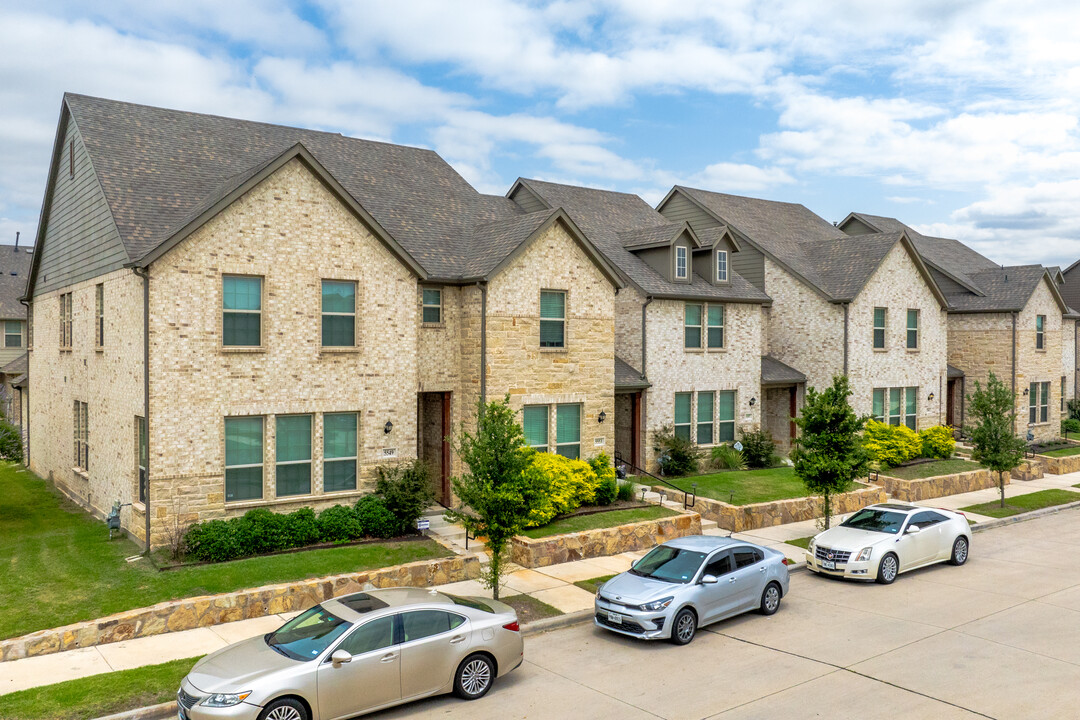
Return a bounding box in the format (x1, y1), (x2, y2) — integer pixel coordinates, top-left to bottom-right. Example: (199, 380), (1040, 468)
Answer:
(523, 405), (549, 450)
(717, 391), (736, 442)
(675, 390), (736, 444)
(521, 403), (581, 458)
(225, 417), (263, 501)
(697, 391), (714, 445)
(136, 416), (147, 503)
(872, 386), (918, 430)
(324, 413), (358, 492)
(1030, 381), (1050, 424)
(73, 400), (88, 470)
(276, 415), (312, 497)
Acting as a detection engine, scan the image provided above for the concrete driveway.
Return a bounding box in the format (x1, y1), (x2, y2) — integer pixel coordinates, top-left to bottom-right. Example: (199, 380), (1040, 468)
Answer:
(374, 507), (1080, 719)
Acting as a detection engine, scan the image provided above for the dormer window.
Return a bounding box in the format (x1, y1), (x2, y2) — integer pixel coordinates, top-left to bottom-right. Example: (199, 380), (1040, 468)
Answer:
(716, 250), (728, 283)
(675, 246), (688, 280)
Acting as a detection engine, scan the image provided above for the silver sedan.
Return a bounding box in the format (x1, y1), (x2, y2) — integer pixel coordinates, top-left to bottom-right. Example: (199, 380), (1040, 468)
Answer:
(176, 588), (523, 720)
(594, 535), (790, 645)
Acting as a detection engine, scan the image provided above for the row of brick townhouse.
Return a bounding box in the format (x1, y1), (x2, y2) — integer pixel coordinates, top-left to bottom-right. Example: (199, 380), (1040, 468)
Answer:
(21, 94), (1080, 546)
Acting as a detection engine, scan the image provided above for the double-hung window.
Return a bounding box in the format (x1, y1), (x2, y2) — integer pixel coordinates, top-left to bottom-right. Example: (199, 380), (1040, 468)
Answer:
(1063, 376), (1068, 413)
(323, 413), (357, 492)
(675, 246), (688, 280)
(906, 309), (919, 350)
(540, 291), (566, 348)
(716, 250), (728, 283)
(888, 388), (902, 426)
(276, 415), (312, 497)
(697, 391), (714, 445)
(95, 283), (104, 347)
(684, 304), (702, 348)
(904, 387), (917, 430)
(59, 292), (72, 349)
(523, 406), (549, 450)
(1036, 315), (1046, 349)
(225, 417), (263, 501)
(1030, 382), (1050, 424)
(555, 404), (581, 459)
(707, 305), (724, 349)
(136, 416), (147, 504)
(717, 391), (736, 442)
(4, 320), (21, 348)
(674, 393), (692, 441)
(422, 288), (442, 324)
(873, 387), (918, 430)
(873, 307), (886, 349)
(73, 400), (88, 471)
(223, 276), (262, 347)
(321, 280), (356, 347)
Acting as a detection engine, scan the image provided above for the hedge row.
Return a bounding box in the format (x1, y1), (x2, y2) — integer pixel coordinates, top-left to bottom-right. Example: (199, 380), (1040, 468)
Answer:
(864, 421), (956, 468)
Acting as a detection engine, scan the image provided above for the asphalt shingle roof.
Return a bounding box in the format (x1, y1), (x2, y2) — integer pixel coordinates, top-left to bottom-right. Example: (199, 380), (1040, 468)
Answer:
(946, 266), (1052, 312)
(62, 94), (540, 281)
(0, 246), (32, 319)
(0, 353), (26, 378)
(615, 356), (650, 389)
(518, 180), (771, 303)
(761, 355), (806, 385)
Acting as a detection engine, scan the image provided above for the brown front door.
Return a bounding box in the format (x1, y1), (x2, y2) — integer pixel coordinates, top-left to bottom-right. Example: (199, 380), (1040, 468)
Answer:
(788, 386), (798, 442)
(418, 392), (452, 505)
(946, 379), (957, 427)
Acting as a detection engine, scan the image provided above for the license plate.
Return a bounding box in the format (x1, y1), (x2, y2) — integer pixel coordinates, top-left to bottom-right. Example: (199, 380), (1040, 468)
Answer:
(821, 560), (836, 570)
(607, 611), (623, 624)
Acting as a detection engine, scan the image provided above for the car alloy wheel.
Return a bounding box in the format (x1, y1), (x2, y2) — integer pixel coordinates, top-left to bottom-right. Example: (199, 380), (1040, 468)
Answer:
(454, 654), (494, 699)
(876, 553), (898, 584)
(671, 608), (696, 645)
(950, 536), (969, 566)
(259, 699), (307, 720)
(760, 583), (781, 615)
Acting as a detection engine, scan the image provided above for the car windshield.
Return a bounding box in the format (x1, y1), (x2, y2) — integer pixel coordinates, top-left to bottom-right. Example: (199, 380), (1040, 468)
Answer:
(841, 508), (907, 534)
(629, 546), (706, 584)
(265, 605), (352, 661)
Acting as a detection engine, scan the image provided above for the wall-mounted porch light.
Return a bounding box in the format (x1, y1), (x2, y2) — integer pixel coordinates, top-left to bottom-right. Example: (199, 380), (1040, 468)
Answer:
(384, 420), (393, 434)
(598, 410), (607, 424)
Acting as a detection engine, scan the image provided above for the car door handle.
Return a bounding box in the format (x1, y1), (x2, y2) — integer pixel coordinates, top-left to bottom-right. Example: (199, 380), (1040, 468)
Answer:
(449, 635), (466, 645)
(380, 653), (397, 663)
(759, 567), (766, 573)
(728, 577), (736, 583)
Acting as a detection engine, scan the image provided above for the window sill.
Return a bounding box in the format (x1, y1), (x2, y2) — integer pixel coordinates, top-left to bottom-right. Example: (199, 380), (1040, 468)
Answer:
(132, 501), (146, 514)
(539, 347), (568, 353)
(95, 347), (104, 353)
(872, 348), (888, 352)
(225, 489), (367, 509)
(421, 322), (445, 329)
(221, 346), (266, 353)
(683, 347), (705, 353)
(1035, 349), (1047, 353)
(905, 348), (920, 353)
(72, 468), (88, 480)
(706, 347), (727, 353)
(320, 346), (359, 354)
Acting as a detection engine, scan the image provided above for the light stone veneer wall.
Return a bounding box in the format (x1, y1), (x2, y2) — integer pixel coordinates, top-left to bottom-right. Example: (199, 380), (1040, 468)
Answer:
(479, 221), (616, 459)
(146, 159), (419, 542)
(614, 286), (643, 370)
(29, 268), (146, 537)
(1063, 318), (1076, 419)
(847, 243), (948, 428)
(1015, 280), (1063, 442)
(642, 298), (762, 471)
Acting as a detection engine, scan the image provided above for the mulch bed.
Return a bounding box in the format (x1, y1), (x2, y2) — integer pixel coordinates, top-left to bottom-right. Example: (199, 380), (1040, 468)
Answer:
(1030, 441), (1079, 454)
(501, 594), (563, 623)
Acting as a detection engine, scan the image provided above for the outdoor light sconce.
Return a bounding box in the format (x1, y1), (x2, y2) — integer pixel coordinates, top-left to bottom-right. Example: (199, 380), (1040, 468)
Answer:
(927, 392), (935, 402)
(598, 410), (607, 424)
(749, 397), (756, 406)
(384, 420), (393, 434)
(1023, 387), (1029, 396)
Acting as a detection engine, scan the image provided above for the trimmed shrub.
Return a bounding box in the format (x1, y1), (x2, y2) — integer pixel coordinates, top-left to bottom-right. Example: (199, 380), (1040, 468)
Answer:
(237, 508), (290, 555)
(0, 420), (22, 462)
(589, 452), (617, 485)
(283, 507), (321, 548)
(318, 504), (364, 543)
(864, 419), (921, 468)
(589, 453), (618, 505)
(1063, 418), (1080, 435)
(651, 425), (701, 476)
(616, 479), (636, 502)
(739, 430), (776, 469)
(183, 519), (241, 563)
(594, 478), (618, 506)
(919, 425), (956, 459)
(376, 461), (435, 536)
(524, 452), (602, 527)
(710, 444), (747, 470)
(355, 495), (398, 539)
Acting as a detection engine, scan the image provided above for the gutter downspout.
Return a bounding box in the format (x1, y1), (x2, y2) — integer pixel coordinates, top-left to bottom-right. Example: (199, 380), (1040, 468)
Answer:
(478, 282), (487, 405)
(1075, 320), (1078, 402)
(641, 296), (653, 381)
(842, 303), (850, 376)
(18, 297), (29, 466)
(132, 267), (151, 553)
(1011, 311), (1018, 432)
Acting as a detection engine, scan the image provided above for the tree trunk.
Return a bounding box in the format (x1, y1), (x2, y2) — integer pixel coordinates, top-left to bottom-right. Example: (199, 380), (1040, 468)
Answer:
(1000, 470), (1006, 509)
(823, 492), (832, 529)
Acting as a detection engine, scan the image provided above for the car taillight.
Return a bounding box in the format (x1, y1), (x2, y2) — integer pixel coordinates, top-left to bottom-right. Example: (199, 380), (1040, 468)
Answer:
(503, 621), (520, 632)
(782, 558), (793, 565)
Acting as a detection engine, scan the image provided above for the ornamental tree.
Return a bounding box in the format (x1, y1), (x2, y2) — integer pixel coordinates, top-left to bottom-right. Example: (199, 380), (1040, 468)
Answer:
(966, 372), (1026, 508)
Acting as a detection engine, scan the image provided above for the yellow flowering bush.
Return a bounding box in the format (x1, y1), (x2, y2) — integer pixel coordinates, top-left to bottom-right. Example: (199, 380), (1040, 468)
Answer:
(863, 419), (921, 468)
(524, 452), (601, 527)
(918, 425), (955, 459)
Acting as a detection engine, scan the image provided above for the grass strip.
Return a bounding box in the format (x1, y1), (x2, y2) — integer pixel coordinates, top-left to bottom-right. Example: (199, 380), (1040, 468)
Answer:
(1039, 445), (1080, 457)
(960, 489), (1080, 519)
(574, 574), (616, 595)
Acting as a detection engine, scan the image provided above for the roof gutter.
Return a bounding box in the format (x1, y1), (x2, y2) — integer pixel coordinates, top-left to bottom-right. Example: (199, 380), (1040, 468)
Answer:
(132, 266), (151, 553)
(641, 296), (653, 382)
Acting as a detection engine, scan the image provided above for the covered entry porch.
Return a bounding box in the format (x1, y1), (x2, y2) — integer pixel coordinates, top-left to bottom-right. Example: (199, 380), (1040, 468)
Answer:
(761, 355), (805, 452)
(614, 357), (649, 470)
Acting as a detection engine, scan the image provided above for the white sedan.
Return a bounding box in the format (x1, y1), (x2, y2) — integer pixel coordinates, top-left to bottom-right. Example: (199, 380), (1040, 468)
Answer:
(804, 503), (970, 583)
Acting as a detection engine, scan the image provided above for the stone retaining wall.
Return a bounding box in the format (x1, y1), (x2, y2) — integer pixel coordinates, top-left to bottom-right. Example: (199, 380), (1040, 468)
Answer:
(510, 512), (701, 568)
(0, 554), (480, 663)
(658, 485), (886, 533)
(1035, 453), (1080, 475)
(877, 468), (1000, 502)
(1011, 459), (1044, 481)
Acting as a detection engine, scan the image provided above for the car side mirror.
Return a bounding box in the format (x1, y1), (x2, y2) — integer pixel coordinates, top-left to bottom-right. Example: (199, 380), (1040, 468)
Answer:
(330, 650), (352, 666)
(700, 574), (718, 584)
(906, 525), (921, 534)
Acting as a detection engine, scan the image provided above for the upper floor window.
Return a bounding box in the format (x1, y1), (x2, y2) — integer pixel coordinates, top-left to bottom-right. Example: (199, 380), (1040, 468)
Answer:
(59, 292), (72, 349)
(873, 307), (886, 349)
(1036, 315), (1046, 349)
(716, 250), (728, 283)
(906, 309), (919, 350)
(422, 288), (442, 324)
(95, 283), (104, 348)
(321, 280), (356, 347)
(4, 320), (22, 348)
(675, 246), (688, 280)
(684, 304), (702, 348)
(223, 275), (262, 347)
(27, 308), (32, 349)
(685, 303), (725, 349)
(540, 291), (565, 348)
(707, 305), (724, 349)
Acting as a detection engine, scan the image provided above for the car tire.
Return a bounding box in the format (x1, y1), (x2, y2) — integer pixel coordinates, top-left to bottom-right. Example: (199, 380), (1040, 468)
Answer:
(258, 698), (308, 720)
(454, 653), (495, 700)
(949, 535), (970, 566)
(670, 607), (697, 645)
(876, 553), (899, 584)
(759, 582), (782, 616)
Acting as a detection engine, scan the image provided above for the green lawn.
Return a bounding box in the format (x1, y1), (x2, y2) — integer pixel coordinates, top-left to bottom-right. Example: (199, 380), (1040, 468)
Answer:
(520, 506), (678, 539)
(688, 467), (819, 505)
(1040, 445), (1080, 457)
(784, 536), (813, 550)
(884, 458), (982, 480)
(960, 489), (1080, 518)
(0, 655), (201, 719)
(0, 464), (451, 641)
(574, 574), (616, 595)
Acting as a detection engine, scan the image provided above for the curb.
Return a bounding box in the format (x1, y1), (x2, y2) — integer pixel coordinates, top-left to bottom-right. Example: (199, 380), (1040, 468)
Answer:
(968, 498), (1080, 533)
(520, 608), (593, 637)
(94, 701), (176, 720)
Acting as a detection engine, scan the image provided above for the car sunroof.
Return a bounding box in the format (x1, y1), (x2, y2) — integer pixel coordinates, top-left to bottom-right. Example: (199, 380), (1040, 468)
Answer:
(336, 593), (389, 613)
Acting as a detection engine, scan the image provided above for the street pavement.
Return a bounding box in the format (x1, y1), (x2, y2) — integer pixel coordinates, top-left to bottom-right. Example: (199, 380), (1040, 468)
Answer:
(372, 506), (1080, 720)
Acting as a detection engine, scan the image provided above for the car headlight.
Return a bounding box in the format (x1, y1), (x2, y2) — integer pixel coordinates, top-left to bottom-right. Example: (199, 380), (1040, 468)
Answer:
(855, 547), (873, 562)
(202, 691), (252, 708)
(807, 538), (816, 553)
(638, 596), (674, 612)
(595, 582), (605, 598)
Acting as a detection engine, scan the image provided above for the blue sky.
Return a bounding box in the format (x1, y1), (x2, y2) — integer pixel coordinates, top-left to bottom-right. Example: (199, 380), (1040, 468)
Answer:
(3, 1), (1080, 267)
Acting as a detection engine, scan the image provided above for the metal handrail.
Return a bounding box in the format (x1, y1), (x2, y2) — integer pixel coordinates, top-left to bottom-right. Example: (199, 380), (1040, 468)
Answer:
(615, 451), (696, 510)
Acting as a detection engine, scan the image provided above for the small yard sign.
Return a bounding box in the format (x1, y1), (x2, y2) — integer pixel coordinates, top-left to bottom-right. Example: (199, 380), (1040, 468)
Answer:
(416, 518), (431, 530)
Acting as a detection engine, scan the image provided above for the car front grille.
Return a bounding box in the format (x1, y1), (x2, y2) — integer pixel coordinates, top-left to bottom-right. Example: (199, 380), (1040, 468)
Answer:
(177, 688), (200, 711)
(596, 613), (644, 634)
(815, 546), (851, 563)
(598, 595), (637, 610)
